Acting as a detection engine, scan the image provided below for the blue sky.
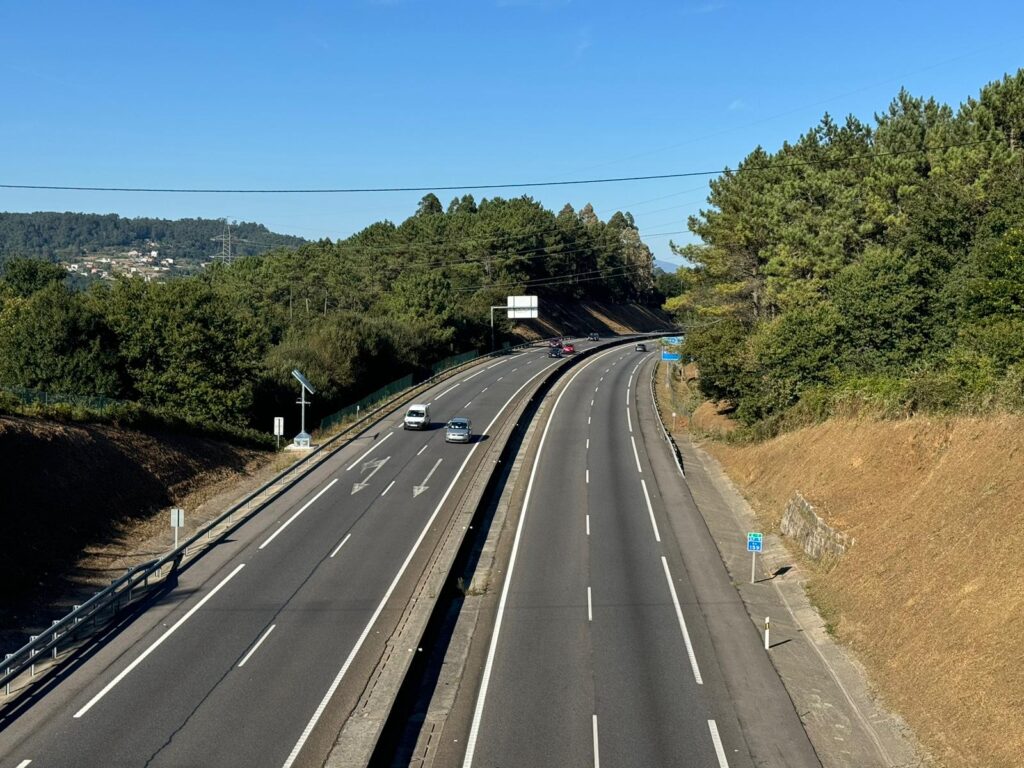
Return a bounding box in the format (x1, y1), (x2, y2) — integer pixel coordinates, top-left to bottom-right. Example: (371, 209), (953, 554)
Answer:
(1, 0), (1022, 265)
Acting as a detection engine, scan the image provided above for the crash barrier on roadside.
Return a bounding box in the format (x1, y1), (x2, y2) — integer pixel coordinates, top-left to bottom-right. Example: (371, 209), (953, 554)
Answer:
(0, 335), (567, 703)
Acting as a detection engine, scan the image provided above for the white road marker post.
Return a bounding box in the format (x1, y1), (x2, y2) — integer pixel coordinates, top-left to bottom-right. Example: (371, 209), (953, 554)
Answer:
(764, 616), (770, 650)
(672, 411), (677, 431)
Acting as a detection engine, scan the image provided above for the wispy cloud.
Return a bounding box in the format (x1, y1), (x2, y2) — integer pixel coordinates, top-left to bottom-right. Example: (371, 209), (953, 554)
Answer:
(573, 26), (592, 60)
(728, 99), (746, 111)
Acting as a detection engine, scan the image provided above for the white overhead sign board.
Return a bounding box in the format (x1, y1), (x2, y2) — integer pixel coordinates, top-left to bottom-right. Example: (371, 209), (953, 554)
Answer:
(506, 295), (538, 319)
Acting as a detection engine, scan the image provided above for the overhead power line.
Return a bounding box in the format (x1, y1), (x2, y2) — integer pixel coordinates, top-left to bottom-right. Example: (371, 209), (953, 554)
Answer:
(0, 138), (1004, 195)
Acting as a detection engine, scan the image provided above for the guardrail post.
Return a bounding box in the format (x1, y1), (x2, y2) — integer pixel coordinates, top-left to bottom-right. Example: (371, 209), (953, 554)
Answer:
(5, 653), (12, 694)
(52, 621), (60, 659)
(29, 637), (37, 676)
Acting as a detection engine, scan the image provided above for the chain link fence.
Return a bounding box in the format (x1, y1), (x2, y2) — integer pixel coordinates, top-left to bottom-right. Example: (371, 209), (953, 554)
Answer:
(319, 374), (414, 431)
(1, 385), (127, 412)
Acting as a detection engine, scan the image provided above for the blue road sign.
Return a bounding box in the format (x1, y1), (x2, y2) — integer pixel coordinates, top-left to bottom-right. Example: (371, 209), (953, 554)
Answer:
(661, 351), (682, 362)
(747, 532), (763, 552)
(664, 336), (681, 345)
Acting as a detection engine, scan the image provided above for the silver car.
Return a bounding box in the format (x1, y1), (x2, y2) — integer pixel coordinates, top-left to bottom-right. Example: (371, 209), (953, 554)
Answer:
(445, 417), (472, 443)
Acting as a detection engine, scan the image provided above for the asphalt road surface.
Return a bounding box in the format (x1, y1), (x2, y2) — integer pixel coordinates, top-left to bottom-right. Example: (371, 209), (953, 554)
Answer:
(0, 344), (585, 768)
(456, 346), (821, 768)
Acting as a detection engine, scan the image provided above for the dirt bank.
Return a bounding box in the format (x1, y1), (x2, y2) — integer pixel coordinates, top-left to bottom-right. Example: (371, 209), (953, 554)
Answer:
(512, 300), (672, 340)
(0, 415), (275, 651)
(701, 415), (1023, 768)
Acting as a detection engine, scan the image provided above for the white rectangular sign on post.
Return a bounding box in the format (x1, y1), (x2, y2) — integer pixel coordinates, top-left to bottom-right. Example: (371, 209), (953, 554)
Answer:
(506, 294), (538, 319)
(170, 507), (184, 548)
(273, 417), (284, 436)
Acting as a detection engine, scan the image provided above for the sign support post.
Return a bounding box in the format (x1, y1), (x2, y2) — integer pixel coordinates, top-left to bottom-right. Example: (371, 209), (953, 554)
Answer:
(746, 532), (763, 583)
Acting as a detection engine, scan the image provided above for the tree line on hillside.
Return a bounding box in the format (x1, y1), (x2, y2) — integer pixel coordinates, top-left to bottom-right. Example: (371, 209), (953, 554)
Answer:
(0, 196), (659, 433)
(0, 212), (306, 265)
(667, 70), (1024, 429)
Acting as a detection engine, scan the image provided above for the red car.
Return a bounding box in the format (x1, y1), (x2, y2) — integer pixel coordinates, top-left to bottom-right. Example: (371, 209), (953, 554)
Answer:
(562, 343), (575, 354)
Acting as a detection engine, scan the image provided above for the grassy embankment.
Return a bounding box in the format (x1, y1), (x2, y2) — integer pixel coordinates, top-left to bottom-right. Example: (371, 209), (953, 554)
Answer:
(658, 366), (1023, 768)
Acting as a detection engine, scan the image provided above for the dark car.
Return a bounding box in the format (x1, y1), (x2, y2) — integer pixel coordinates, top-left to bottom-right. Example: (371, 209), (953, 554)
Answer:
(635, 342), (646, 352)
(548, 338), (562, 348)
(548, 347), (563, 358)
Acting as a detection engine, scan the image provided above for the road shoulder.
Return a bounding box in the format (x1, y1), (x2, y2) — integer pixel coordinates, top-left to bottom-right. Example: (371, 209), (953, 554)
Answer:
(647, 363), (927, 768)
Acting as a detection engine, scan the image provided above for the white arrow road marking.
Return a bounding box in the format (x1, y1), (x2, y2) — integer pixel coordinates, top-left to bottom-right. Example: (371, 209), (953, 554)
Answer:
(352, 456), (390, 494)
(413, 458), (443, 498)
(345, 430), (393, 471)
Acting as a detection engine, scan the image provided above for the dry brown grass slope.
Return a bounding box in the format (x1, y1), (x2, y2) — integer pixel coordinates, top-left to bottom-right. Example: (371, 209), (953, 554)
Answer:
(704, 415), (1024, 768)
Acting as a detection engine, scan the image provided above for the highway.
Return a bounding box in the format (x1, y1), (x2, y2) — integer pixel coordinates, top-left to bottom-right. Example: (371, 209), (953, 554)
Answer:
(0, 344), (580, 768)
(451, 346), (822, 767)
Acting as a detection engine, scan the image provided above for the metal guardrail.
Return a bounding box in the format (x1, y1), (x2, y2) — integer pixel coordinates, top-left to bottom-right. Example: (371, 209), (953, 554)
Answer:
(0, 334), (568, 699)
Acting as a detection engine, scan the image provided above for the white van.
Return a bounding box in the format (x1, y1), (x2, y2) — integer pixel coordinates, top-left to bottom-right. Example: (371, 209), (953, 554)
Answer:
(403, 404), (430, 430)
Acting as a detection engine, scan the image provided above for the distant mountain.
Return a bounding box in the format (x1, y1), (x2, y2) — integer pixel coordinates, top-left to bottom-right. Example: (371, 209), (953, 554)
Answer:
(654, 259), (680, 273)
(0, 212), (306, 266)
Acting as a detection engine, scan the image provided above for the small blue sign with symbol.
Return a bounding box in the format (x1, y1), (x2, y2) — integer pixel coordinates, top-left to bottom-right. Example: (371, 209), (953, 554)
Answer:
(661, 351), (682, 361)
(747, 532), (763, 552)
(664, 336), (681, 345)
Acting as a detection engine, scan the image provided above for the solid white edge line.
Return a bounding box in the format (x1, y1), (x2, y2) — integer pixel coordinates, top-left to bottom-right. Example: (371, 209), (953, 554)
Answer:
(593, 714), (601, 768)
(587, 587), (593, 621)
(381, 480), (396, 497)
(626, 407), (633, 433)
(330, 533), (353, 558)
(346, 430), (394, 471)
(660, 556), (703, 685)
(74, 562), (246, 718)
(708, 720), (730, 767)
(626, 386), (631, 404)
(16, 760), (31, 768)
(640, 479), (661, 543)
(259, 478), (339, 550)
(238, 624), (277, 668)
(461, 347), (621, 768)
(284, 358), (564, 768)
(630, 435), (643, 474)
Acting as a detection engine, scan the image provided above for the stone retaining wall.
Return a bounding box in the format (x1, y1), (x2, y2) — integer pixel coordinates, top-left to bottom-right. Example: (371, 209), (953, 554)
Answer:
(780, 491), (854, 567)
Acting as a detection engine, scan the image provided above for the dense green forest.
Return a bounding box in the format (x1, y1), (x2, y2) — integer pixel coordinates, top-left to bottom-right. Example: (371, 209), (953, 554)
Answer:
(0, 196), (658, 435)
(0, 212), (306, 264)
(667, 70), (1024, 431)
